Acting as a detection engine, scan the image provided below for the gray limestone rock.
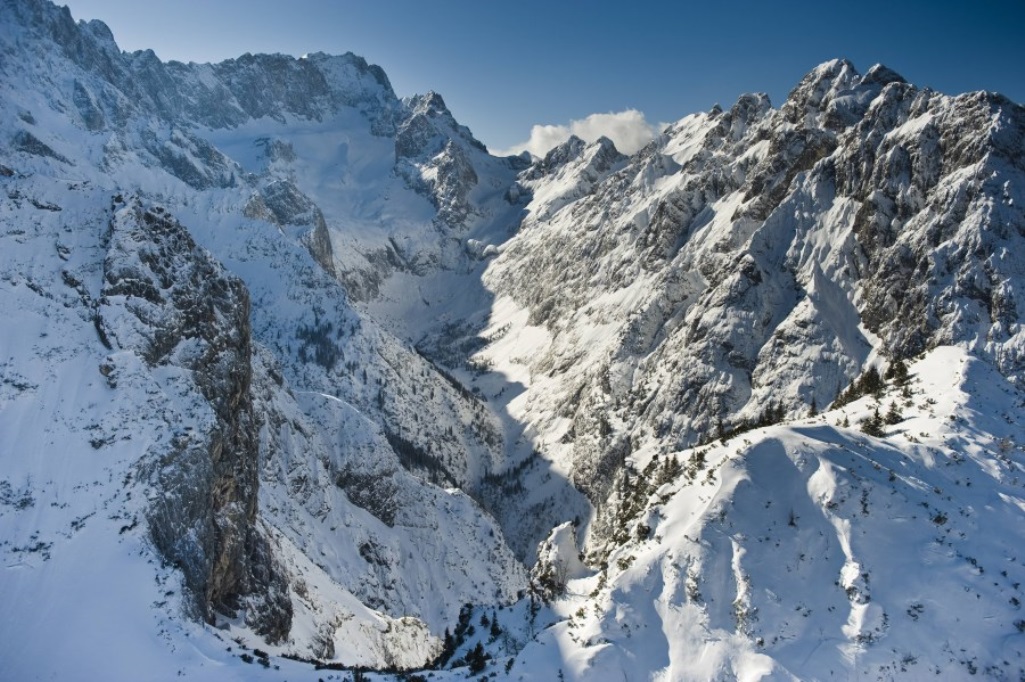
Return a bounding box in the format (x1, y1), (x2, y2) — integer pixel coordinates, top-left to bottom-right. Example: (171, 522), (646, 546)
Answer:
(98, 198), (291, 638)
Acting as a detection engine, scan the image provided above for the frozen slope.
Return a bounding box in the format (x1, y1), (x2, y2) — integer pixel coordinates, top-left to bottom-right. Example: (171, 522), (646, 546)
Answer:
(468, 60), (1025, 547)
(0, 173), (512, 676)
(0, 0), (528, 675)
(498, 348), (1025, 680)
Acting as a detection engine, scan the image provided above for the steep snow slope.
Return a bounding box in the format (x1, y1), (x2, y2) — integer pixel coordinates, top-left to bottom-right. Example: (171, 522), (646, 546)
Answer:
(497, 348), (1025, 681)
(0, 172), (517, 675)
(0, 0), (528, 675)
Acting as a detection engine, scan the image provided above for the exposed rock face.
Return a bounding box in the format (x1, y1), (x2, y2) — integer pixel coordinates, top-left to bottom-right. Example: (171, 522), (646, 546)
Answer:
(837, 88), (1025, 372)
(394, 91), (488, 227)
(98, 197), (291, 638)
(12, 129), (71, 163)
(303, 212), (337, 277)
(245, 179), (337, 276)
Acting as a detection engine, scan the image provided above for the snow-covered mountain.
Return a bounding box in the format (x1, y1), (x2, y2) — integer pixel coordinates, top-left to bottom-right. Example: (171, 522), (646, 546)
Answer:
(1, 0), (1024, 679)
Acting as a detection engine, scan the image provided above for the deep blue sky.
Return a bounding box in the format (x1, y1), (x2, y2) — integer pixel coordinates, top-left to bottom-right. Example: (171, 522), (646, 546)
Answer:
(60, 0), (1025, 154)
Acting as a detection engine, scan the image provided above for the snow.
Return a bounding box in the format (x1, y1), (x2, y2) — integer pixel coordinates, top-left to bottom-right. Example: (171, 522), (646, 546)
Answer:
(884, 112), (935, 142)
(2, 7), (1025, 679)
(500, 348), (1025, 680)
(663, 112), (719, 165)
(0, 30), (525, 679)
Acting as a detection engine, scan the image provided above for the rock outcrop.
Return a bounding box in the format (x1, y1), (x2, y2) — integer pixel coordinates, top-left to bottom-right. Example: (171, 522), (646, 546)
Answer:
(98, 197), (291, 639)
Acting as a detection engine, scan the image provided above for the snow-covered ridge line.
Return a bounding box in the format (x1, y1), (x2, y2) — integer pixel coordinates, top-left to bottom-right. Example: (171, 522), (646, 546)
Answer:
(1, 0), (398, 132)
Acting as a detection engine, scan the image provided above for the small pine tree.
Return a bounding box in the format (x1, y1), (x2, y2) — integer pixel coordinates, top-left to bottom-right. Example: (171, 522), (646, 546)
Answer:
(886, 359), (910, 387)
(835, 365), (888, 410)
(832, 384), (854, 409)
(884, 401), (903, 425)
(861, 407), (885, 437)
(436, 628), (455, 667)
(808, 397), (818, 418)
(643, 454), (660, 479)
(684, 450), (707, 481)
(656, 455), (682, 486)
(859, 366), (884, 398)
(466, 642), (488, 674)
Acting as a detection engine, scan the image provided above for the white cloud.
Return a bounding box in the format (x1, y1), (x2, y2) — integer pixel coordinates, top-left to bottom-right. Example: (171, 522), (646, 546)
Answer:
(494, 109), (659, 158)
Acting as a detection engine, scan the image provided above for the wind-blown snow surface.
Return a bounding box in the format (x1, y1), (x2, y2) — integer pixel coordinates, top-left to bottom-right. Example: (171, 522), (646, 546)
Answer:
(502, 349), (1025, 680)
(2, 0), (1025, 679)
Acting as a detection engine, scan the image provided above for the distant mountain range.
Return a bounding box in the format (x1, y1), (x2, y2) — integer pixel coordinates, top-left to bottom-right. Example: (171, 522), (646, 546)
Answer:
(1, 0), (1024, 679)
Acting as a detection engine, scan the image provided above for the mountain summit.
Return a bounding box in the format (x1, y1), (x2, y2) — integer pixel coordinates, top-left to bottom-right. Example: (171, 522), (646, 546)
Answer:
(1, 1), (1024, 679)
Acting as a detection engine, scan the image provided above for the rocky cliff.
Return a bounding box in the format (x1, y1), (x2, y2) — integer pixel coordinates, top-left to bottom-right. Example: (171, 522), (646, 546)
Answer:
(98, 197), (291, 638)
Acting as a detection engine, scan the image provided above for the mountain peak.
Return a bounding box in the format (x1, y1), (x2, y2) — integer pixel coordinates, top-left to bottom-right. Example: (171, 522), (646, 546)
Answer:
(524, 134), (588, 177)
(79, 17), (118, 49)
(396, 89), (487, 161)
(729, 92), (772, 125)
(861, 63), (907, 87)
(782, 57), (861, 126)
(406, 90), (452, 119)
(813, 56), (856, 76)
(592, 135), (619, 153)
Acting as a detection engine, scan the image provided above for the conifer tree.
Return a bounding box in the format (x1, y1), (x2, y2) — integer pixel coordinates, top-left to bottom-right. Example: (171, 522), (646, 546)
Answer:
(859, 366), (884, 398)
(885, 400), (903, 425)
(861, 406), (885, 437)
(886, 359), (910, 387)
(467, 642), (488, 674)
